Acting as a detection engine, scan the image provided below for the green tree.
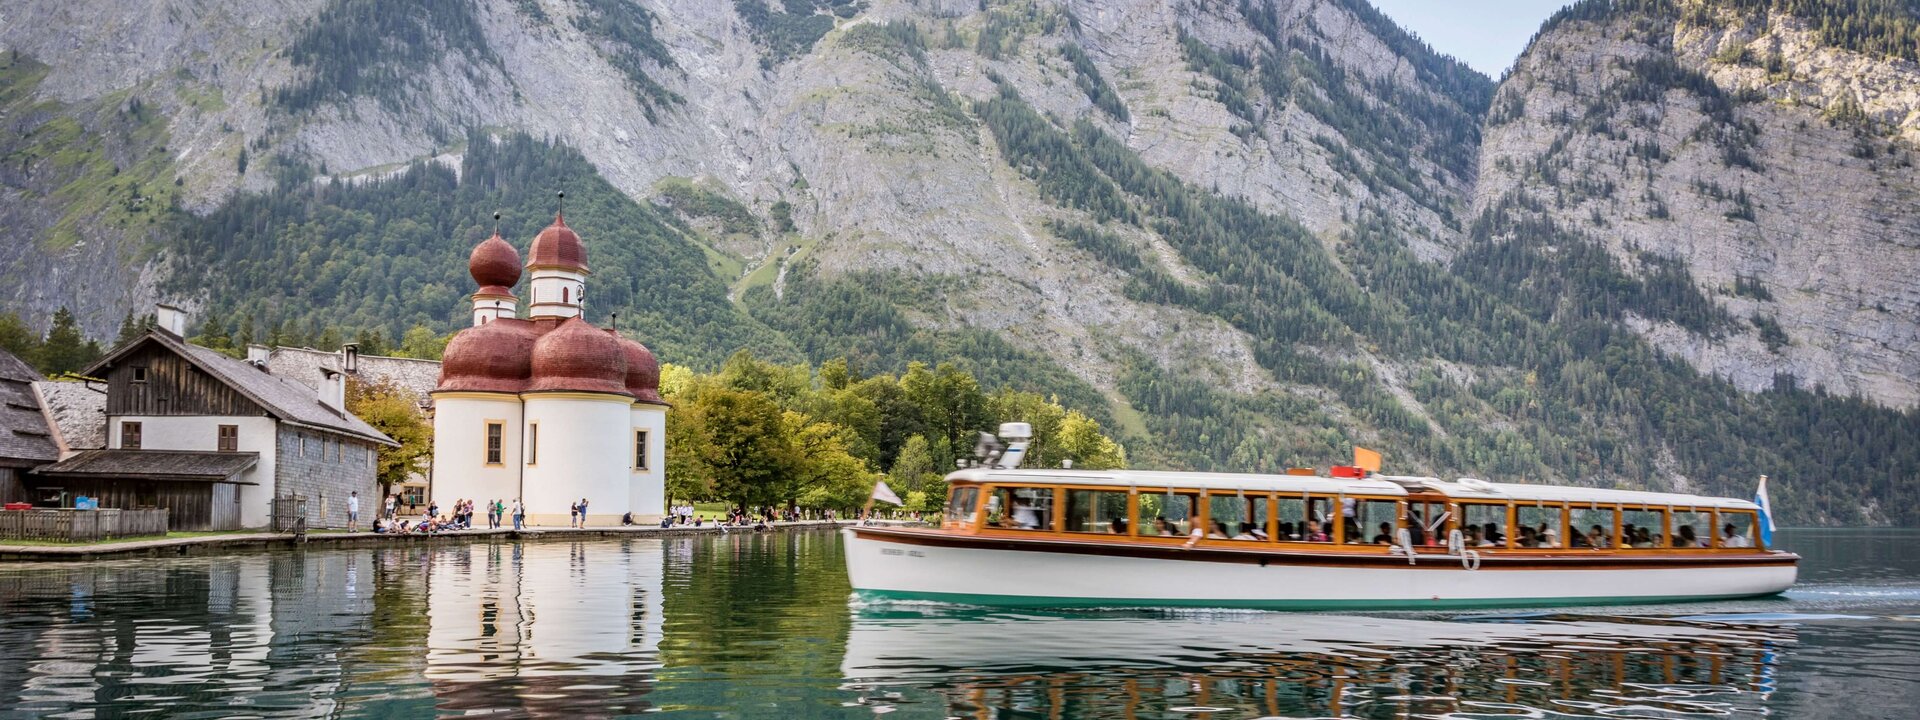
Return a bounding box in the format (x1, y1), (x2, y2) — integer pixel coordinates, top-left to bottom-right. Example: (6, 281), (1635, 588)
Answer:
(1056, 411), (1127, 470)
(397, 324), (450, 359)
(890, 434), (938, 491)
(39, 308), (101, 375)
(0, 312), (41, 368)
(345, 377), (432, 500)
(693, 387), (795, 509)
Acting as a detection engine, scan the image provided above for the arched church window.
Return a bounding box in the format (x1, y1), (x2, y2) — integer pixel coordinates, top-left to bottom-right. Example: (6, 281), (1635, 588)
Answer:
(563, 286), (570, 304)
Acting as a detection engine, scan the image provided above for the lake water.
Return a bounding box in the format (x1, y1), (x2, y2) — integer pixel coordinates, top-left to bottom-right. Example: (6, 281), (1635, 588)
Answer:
(1, 528), (1916, 719)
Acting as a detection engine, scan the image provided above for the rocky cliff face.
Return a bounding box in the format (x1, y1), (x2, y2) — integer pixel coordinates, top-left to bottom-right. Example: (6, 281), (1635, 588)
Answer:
(1476, 0), (1920, 408)
(0, 0), (1485, 395)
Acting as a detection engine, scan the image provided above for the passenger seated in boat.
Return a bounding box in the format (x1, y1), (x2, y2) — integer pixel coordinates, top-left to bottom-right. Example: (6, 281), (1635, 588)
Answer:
(1537, 524), (1559, 548)
(1232, 525), (1259, 541)
(1674, 525), (1700, 548)
(1251, 523), (1269, 540)
(1183, 521), (1206, 548)
(1110, 517), (1129, 534)
(1304, 519), (1329, 542)
(1631, 527), (1655, 548)
(1372, 522), (1393, 544)
(1569, 527), (1589, 548)
(1208, 521), (1230, 539)
(1588, 525), (1610, 548)
(1464, 525), (1484, 547)
(1721, 523), (1751, 548)
(1516, 526), (1537, 548)
(1155, 517), (1177, 536)
(1012, 497), (1041, 529)
(1482, 522), (1504, 545)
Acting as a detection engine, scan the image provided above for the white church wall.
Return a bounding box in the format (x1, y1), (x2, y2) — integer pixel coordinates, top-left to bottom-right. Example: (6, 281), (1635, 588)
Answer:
(430, 394), (523, 514)
(629, 405), (666, 520)
(522, 393), (632, 525)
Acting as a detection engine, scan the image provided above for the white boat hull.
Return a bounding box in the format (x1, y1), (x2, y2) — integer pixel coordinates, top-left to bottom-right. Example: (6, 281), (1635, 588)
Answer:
(844, 528), (1798, 609)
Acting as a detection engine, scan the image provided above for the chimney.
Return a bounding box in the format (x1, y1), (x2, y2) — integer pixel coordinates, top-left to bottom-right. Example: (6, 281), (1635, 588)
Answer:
(246, 344), (271, 365)
(320, 368), (346, 414)
(155, 304), (187, 337)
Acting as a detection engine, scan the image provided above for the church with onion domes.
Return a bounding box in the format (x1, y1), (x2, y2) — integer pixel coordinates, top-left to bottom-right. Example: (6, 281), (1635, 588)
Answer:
(431, 207), (667, 526)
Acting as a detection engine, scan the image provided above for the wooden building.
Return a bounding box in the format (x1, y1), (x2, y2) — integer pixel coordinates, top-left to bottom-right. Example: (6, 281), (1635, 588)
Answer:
(25, 310), (395, 530)
(0, 348), (60, 504)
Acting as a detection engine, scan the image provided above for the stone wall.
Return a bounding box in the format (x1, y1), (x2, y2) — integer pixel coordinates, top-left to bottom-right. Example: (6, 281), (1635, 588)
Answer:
(273, 426), (379, 529)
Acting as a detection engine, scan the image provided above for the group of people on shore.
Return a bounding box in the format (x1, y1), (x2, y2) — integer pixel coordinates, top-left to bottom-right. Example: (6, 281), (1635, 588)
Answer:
(371, 495), (528, 535)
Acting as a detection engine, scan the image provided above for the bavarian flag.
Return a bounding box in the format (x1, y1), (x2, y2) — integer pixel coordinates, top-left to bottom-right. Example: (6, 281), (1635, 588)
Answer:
(871, 480), (904, 506)
(1754, 474), (1776, 547)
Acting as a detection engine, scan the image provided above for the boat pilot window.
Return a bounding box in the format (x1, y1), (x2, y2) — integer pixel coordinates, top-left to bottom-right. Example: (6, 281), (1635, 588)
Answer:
(1515, 504), (1565, 548)
(217, 424), (238, 452)
(1350, 499), (1399, 545)
(121, 421), (142, 450)
(1208, 494), (1268, 541)
(1717, 510), (1757, 549)
(1461, 503), (1507, 548)
(1621, 507), (1667, 548)
(944, 486), (980, 526)
(1064, 489), (1130, 534)
(1275, 496), (1331, 542)
(1669, 509), (1711, 548)
(1136, 492), (1199, 537)
(1570, 505), (1618, 548)
(1405, 499), (1449, 547)
(987, 486), (1053, 531)
(485, 422), (504, 465)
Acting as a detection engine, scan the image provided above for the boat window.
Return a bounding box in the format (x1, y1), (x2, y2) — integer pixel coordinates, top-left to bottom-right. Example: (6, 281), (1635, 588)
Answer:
(1406, 500), (1448, 547)
(1064, 490), (1131, 534)
(1621, 508), (1667, 548)
(1516, 504), (1565, 548)
(1569, 506), (1617, 548)
(945, 486), (980, 526)
(1137, 492), (1198, 537)
(1350, 499), (1399, 545)
(987, 487), (1054, 530)
(1670, 509), (1711, 548)
(1461, 503), (1507, 548)
(1208, 494), (1268, 541)
(1275, 496), (1331, 542)
(1717, 510), (1757, 549)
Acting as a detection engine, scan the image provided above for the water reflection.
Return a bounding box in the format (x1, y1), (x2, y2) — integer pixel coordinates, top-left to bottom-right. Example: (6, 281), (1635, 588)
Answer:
(840, 608), (1793, 718)
(0, 530), (1917, 719)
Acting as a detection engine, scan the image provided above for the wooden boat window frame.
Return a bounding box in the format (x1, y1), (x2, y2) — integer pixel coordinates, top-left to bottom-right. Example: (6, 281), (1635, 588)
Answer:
(1059, 486), (1135, 536)
(1619, 505), (1670, 550)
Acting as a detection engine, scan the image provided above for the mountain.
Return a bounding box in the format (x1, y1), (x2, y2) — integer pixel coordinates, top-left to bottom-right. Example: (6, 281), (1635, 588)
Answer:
(1, 0), (1915, 524)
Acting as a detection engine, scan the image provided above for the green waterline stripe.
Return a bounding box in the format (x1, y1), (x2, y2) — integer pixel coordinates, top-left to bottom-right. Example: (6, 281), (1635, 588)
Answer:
(855, 588), (1786, 611)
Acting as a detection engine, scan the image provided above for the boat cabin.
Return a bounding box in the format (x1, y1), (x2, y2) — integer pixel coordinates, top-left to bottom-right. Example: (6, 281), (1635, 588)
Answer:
(939, 469), (1767, 553)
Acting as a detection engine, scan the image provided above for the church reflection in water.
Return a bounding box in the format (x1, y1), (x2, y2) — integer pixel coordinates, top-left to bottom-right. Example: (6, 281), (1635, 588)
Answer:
(837, 609), (1789, 718)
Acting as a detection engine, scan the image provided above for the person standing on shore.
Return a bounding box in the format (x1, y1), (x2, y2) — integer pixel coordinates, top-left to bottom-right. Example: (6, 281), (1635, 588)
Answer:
(384, 494), (397, 520)
(511, 498), (524, 530)
(347, 491), (360, 532)
(578, 498), (590, 528)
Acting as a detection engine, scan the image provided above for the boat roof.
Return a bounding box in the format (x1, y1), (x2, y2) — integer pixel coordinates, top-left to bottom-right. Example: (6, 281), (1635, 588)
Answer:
(948, 469), (1759, 511)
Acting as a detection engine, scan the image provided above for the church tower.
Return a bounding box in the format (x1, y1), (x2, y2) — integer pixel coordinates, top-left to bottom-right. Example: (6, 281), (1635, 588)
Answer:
(468, 219), (521, 326)
(526, 197), (589, 320)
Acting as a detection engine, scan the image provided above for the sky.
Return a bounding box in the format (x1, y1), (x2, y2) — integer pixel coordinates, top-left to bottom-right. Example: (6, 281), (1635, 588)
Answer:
(1369, 1), (1579, 78)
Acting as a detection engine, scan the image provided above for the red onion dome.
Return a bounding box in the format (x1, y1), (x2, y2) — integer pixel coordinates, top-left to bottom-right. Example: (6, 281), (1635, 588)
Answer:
(436, 319), (540, 393)
(527, 318), (628, 395)
(469, 232), (522, 294)
(618, 336), (663, 404)
(527, 213), (589, 272)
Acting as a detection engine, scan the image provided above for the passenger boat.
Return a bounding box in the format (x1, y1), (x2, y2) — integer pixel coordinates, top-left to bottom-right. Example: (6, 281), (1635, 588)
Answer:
(845, 428), (1796, 610)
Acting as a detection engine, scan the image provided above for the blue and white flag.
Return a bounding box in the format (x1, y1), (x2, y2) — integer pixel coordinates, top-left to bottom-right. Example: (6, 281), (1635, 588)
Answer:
(1754, 474), (1775, 547)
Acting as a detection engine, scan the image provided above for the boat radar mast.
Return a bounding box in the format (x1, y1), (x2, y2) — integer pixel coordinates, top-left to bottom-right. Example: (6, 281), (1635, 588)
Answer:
(960, 422), (1033, 469)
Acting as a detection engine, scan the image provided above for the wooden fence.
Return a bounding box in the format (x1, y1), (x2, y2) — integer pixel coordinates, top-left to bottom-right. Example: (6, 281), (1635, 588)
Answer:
(0, 509), (170, 542)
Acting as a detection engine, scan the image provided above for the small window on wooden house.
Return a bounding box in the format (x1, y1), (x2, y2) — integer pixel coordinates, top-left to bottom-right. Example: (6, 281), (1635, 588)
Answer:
(218, 425), (238, 452)
(131, 367), (148, 383)
(122, 421), (142, 450)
